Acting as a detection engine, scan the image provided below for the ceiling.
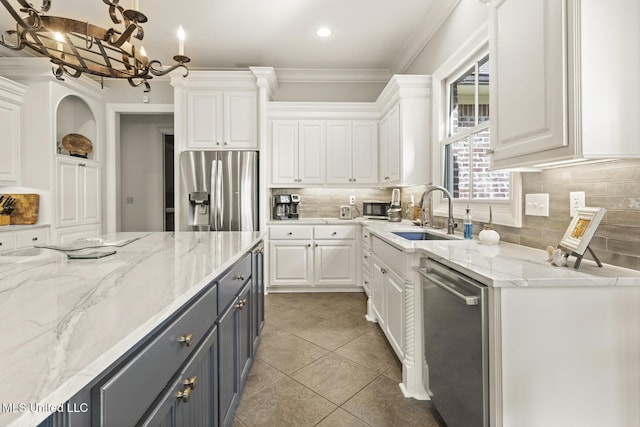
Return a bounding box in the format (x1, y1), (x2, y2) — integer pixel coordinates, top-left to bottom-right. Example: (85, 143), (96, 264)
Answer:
(0, 0), (459, 81)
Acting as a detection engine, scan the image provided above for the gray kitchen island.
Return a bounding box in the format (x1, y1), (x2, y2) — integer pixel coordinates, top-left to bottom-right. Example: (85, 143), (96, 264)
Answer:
(0, 231), (264, 427)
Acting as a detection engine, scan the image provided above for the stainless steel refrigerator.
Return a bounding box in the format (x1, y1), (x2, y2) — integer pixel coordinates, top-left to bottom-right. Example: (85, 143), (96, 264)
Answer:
(179, 151), (259, 231)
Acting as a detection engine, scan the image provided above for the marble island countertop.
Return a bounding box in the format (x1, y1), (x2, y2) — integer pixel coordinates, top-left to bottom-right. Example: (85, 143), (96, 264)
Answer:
(0, 231), (263, 427)
(360, 219), (640, 288)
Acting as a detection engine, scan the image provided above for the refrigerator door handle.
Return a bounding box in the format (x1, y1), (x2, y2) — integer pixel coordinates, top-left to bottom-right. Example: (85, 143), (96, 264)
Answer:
(210, 159), (220, 230)
(215, 159), (223, 230)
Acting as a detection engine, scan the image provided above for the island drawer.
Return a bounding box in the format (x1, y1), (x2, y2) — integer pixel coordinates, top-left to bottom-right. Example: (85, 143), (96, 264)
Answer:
(314, 225), (356, 240)
(270, 225), (313, 240)
(16, 227), (49, 248)
(95, 284), (218, 427)
(218, 253), (252, 312)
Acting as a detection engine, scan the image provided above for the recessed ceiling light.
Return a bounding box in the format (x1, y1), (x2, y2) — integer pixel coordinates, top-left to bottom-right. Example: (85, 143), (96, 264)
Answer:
(316, 27), (333, 38)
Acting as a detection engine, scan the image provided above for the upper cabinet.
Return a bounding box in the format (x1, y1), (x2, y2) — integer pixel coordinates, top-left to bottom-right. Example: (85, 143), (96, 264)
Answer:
(271, 120), (325, 185)
(376, 75), (431, 187)
(490, 0), (640, 169)
(172, 71), (260, 151)
(326, 120), (378, 185)
(0, 77), (26, 184)
(186, 90), (257, 150)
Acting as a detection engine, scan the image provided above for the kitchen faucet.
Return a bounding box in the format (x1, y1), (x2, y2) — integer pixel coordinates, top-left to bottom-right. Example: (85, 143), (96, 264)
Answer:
(419, 185), (456, 235)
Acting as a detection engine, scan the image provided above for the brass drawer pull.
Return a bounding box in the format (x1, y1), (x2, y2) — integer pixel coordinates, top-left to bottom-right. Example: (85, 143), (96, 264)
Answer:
(176, 387), (192, 402)
(331, 232), (337, 236)
(235, 299), (246, 309)
(179, 333), (194, 347)
(234, 274), (245, 281)
(183, 376), (198, 390)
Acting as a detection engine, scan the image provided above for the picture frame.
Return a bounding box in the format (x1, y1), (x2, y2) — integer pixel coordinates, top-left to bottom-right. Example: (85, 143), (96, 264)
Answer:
(558, 207), (606, 267)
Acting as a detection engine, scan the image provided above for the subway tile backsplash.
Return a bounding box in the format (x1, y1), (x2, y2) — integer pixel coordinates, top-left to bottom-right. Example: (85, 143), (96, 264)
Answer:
(271, 159), (640, 271)
(271, 188), (392, 219)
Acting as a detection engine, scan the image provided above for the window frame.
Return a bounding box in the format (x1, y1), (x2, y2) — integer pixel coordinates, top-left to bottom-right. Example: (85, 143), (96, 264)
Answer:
(429, 25), (522, 228)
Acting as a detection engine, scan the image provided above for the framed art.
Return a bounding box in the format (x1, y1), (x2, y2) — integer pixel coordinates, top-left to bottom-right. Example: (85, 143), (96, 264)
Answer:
(558, 207), (606, 268)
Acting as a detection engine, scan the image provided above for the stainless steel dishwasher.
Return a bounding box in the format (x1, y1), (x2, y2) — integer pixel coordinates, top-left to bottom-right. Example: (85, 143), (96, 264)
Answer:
(419, 257), (489, 427)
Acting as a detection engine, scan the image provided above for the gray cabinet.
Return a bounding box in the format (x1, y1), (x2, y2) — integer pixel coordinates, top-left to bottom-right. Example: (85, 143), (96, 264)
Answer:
(251, 244), (264, 352)
(218, 281), (252, 427)
(141, 326), (218, 427)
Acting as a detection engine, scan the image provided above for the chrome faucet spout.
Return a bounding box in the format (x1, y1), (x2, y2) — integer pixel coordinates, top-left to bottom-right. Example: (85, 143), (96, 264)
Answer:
(419, 185), (456, 235)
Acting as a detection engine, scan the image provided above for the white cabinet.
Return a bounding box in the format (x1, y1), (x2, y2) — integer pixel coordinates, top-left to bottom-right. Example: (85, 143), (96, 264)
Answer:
(490, 0), (640, 168)
(186, 90), (257, 150)
(325, 121), (378, 185)
(268, 224), (357, 289)
(56, 158), (100, 228)
(271, 121), (325, 185)
(0, 225), (50, 252)
(0, 77), (26, 184)
(375, 75), (431, 187)
(379, 106), (400, 184)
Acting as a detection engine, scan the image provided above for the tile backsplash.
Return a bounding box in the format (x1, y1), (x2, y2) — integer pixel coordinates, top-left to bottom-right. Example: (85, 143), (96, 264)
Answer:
(271, 188), (392, 219)
(271, 160), (640, 271)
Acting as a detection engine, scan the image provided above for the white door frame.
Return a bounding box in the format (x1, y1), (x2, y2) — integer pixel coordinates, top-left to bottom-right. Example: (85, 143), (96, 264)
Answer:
(105, 103), (174, 234)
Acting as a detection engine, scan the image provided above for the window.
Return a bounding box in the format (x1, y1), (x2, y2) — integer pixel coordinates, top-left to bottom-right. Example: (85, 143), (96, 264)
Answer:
(430, 34), (522, 228)
(443, 53), (510, 201)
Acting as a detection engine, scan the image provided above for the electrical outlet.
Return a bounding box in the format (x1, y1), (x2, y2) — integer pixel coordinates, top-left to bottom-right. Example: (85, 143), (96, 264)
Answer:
(126, 196), (134, 204)
(349, 195), (356, 205)
(570, 191), (585, 217)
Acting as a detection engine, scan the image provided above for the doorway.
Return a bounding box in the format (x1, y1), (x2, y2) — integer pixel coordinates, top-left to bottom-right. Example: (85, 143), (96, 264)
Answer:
(118, 114), (174, 232)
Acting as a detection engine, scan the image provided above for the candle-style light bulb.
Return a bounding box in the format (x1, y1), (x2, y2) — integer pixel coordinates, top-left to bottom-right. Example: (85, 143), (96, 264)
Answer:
(132, 0), (139, 10)
(139, 46), (147, 57)
(54, 32), (64, 53)
(177, 25), (185, 56)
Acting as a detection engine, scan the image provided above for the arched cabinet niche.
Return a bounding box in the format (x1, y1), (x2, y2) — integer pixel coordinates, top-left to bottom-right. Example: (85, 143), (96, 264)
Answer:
(56, 95), (98, 161)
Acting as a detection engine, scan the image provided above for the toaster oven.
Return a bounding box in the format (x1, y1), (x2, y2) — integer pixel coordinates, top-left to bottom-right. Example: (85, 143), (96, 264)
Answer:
(362, 201), (390, 219)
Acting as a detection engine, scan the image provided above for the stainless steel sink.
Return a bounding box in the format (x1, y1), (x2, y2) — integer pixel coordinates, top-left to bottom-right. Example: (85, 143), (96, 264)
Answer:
(391, 231), (453, 241)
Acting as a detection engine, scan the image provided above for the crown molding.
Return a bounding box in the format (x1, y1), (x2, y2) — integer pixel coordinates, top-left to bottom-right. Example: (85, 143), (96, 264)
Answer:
(391, 0), (462, 73)
(274, 68), (392, 84)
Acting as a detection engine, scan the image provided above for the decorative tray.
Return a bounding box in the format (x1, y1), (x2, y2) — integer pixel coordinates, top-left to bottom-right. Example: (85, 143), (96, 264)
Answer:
(36, 237), (141, 252)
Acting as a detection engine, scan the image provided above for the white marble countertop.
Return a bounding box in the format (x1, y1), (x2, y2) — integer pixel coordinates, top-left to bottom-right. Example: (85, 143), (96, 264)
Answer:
(360, 219), (640, 287)
(0, 231), (263, 427)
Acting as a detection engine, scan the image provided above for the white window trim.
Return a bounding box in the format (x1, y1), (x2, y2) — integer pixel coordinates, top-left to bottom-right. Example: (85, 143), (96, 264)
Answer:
(430, 23), (522, 228)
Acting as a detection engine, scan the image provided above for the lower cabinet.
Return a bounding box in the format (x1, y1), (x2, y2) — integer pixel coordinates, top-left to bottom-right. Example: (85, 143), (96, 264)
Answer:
(0, 225), (50, 253)
(251, 244), (265, 353)
(269, 225), (358, 289)
(218, 282), (252, 427)
(140, 326), (218, 427)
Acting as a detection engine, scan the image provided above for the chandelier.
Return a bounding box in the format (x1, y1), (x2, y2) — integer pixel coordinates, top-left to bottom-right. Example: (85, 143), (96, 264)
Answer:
(0, 0), (190, 91)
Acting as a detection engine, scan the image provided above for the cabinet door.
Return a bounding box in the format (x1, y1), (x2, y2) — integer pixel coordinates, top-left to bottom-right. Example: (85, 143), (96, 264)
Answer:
(269, 241), (313, 286)
(371, 260), (386, 327)
(140, 327), (218, 427)
(489, 0), (567, 167)
(57, 159), (80, 227)
(352, 121), (378, 184)
(224, 92), (257, 149)
(237, 284), (252, 386)
(187, 91), (223, 149)
(251, 247), (264, 353)
(0, 98), (20, 183)
(218, 301), (238, 427)
(325, 121), (353, 184)
(80, 162), (100, 223)
(56, 224), (100, 244)
(379, 107), (400, 184)
(298, 121), (325, 184)
(385, 269), (405, 360)
(271, 121), (299, 185)
(314, 241), (356, 286)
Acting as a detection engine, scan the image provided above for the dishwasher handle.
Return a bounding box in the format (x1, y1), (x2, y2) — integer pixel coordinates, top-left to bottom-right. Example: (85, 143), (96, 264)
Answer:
(418, 268), (479, 306)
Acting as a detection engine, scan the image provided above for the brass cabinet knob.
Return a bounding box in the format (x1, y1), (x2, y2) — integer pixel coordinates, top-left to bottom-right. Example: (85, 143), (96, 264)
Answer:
(32, 237), (38, 241)
(234, 274), (245, 281)
(179, 333), (194, 347)
(177, 387), (192, 402)
(235, 299), (246, 309)
(331, 232), (337, 236)
(183, 376), (198, 390)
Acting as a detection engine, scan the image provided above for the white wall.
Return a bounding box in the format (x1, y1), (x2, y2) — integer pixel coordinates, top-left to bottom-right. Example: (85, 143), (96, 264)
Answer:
(405, 0), (489, 74)
(102, 79), (174, 104)
(119, 114), (173, 232)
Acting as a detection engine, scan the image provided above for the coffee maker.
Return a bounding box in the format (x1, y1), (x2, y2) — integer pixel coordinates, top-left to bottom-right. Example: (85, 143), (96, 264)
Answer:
(272, 194), (300, 220)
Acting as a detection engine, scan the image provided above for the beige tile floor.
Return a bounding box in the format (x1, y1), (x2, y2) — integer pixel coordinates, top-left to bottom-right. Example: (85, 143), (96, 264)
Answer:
(233, 292), (446, 427)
